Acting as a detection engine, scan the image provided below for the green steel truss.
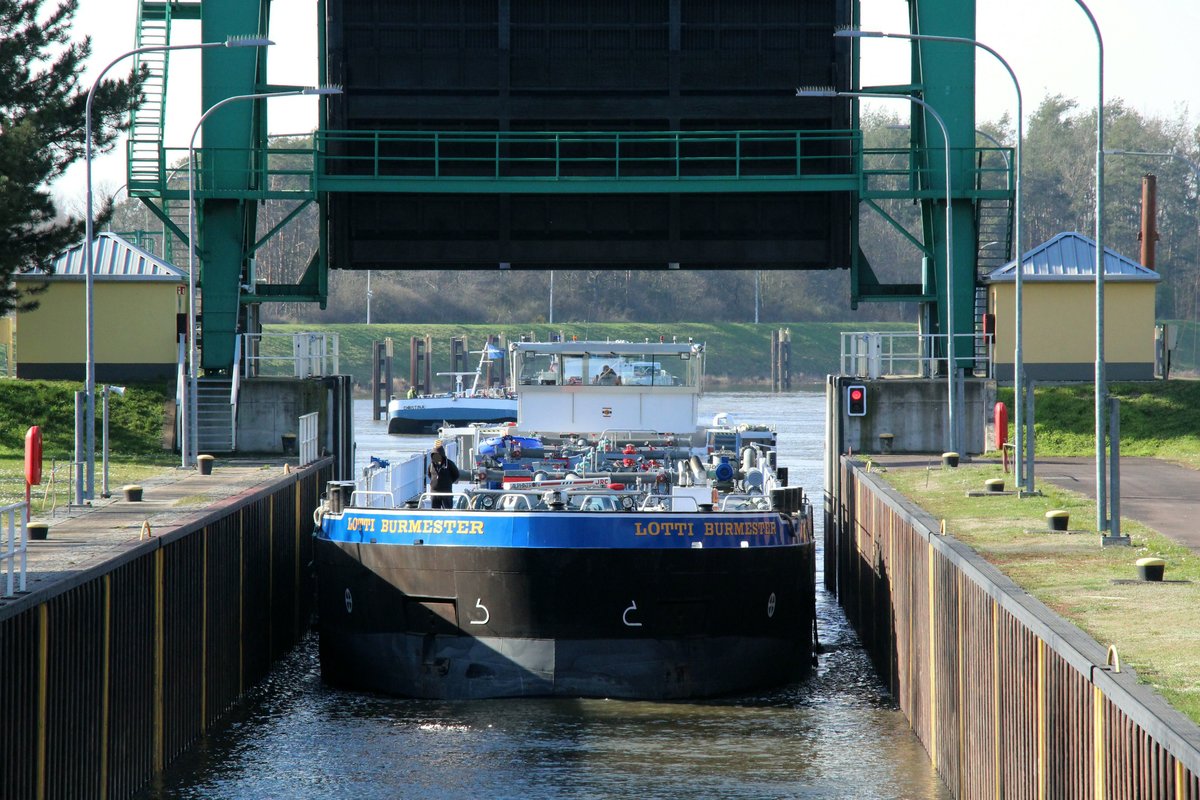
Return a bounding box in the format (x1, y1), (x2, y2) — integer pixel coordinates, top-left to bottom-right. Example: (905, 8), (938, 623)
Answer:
(129, 0), (1004, 373)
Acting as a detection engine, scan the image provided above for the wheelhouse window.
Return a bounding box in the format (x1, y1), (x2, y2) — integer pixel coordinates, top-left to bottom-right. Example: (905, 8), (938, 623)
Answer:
(514, 347), (699, 387)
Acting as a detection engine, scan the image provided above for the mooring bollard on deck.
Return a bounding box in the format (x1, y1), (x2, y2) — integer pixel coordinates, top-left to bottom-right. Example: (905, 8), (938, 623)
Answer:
(27, 522), (48, 540)
(878, 433), (894, 454)
(123, 485), (143, 502)
(942, 452), (959, 468)
(1045, 510), (1069, 531)
(198, 455), (215, 476)
(984, 478), (1004, 493)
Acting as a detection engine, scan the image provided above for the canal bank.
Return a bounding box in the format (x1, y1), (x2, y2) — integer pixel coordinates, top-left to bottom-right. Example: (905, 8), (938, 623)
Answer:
(0, 458), (333, 800)
(827, 455), (1200, 798)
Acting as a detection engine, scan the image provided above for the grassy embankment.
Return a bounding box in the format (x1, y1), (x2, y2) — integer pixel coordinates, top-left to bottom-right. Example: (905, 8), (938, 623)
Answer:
(0, 381), (174, 512)
(261, 321), (914, 388)
(884, 380), (1200, 724)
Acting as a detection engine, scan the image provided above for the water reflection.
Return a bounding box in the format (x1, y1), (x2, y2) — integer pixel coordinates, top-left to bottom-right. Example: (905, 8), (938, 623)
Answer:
(139, 393), (949, 800)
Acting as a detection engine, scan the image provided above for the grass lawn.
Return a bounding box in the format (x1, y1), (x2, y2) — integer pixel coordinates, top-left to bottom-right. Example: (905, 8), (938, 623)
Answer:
(883, 460), (1200, 725)
(1, 456), (179, 512)
(1001, 381), (1200, 469)
(0, 379), (177, 511)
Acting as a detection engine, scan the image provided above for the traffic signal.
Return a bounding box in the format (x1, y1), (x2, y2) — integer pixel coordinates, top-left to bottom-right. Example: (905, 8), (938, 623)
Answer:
(846, 384), (867, 417)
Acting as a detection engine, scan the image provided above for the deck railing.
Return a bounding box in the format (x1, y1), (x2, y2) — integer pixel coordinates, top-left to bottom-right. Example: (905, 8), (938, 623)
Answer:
(840, 331), (992, 379)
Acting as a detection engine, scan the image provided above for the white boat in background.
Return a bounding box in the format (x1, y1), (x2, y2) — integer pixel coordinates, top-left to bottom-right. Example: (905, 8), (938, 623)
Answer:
(387, 344), (517, 434)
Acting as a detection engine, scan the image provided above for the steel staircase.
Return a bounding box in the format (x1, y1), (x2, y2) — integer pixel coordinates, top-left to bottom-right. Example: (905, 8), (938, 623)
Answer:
(974, 147), (1015, 276)
(127, 0), (173, 194)
(972, 285), (992, 377)
(976, 197), (1015, 274)
(196, 376), (236, 453)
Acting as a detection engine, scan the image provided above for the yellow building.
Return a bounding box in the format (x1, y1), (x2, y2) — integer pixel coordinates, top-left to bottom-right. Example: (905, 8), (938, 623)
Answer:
(8, 233), (186, 380)
(985, 232), (1161, 382)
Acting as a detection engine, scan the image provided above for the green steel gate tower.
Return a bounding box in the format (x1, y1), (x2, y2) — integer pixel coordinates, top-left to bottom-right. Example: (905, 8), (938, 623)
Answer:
(127, 0), (1010, 389)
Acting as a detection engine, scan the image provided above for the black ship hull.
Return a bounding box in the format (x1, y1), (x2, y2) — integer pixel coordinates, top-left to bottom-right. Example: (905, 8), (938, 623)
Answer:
(315, 538), (815, 700)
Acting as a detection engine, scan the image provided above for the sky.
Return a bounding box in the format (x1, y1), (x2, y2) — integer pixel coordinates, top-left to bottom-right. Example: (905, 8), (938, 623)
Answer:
(56, 0), (1200, 209)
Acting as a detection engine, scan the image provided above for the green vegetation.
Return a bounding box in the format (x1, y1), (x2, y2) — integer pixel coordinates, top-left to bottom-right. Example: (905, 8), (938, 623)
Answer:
(0, 0), (140, 315)
(0, 380), (174, 507)
(263, 321), (914, 388)
(883, 463), (1200, 725)
(1001, 380), (1200, 467)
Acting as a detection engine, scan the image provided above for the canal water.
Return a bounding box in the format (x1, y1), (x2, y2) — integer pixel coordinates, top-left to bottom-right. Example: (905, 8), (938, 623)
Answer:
(138, 392), (950, 800)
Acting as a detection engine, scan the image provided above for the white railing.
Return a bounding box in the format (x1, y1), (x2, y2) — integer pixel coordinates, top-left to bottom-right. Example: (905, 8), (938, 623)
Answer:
(1, 501), (28, 597)
(357, 441), (459, 508)
(240, 332), (340, 379)
(299, 412), (319, 466)
(230, 335), (242, 450)
(840, 331), (992, 379)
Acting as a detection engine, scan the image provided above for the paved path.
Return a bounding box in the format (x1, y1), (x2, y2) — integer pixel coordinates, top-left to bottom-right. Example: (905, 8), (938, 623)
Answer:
(3, 459), (297, 601)
(1036, 456), (1200, 550)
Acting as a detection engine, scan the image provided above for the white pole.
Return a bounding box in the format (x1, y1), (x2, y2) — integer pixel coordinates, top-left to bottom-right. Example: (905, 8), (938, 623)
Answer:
(549, 270), (555, 324)
(82, 38), (273, 476)
(797, 88), (957, 453)
(185, 87), (335, 466)
(1071, 0), (1107, 533)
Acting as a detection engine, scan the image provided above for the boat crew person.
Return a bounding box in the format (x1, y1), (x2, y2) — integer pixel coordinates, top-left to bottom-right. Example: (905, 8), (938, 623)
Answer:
(594, 365), (621, 385)
(406, 385), (418, 399)
(428, 443), (460, 509)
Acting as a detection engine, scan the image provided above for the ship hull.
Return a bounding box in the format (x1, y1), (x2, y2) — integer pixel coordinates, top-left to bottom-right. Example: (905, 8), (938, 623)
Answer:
(315, 538), (814, 700)
(387, 397), (517, 434)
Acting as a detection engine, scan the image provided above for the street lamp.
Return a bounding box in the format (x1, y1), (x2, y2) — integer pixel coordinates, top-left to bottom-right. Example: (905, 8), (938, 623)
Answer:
(1069, 0), (1110, 537)
(81, 35), (273, 503)
(835, 28), (1029, 490)
(1104, 150), (1200, 181)
(184, 85), (343, 467)
(796, 87), (959, 454)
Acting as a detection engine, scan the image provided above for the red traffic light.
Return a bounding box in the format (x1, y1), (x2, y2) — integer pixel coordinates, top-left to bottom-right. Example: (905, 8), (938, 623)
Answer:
(846, 384), (867, 416)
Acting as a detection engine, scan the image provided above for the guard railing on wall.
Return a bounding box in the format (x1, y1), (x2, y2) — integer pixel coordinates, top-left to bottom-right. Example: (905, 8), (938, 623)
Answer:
(298, 412), (318, 467)
(0, 502), (27, 597)
(240, 332), (340, 379)
(839, 331), (992, 379)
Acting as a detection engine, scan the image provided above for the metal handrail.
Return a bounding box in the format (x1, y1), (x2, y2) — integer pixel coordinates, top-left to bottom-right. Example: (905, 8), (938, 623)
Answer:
(240, 332), (340, 379)
(1, 501), (28, 597)
(131, 131), (1014, 205)
(230, 334), (241, 450)
(348, 490), (396, 509)
(840, 331), (993, 379)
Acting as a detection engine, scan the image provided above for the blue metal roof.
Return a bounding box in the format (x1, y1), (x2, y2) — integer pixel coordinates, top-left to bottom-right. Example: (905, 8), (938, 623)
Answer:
(986, 232), (1160, 283)
(29, 232), (185, 281)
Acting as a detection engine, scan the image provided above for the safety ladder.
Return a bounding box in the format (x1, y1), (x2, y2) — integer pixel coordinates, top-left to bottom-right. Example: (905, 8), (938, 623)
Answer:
(127, 0), (173, 193)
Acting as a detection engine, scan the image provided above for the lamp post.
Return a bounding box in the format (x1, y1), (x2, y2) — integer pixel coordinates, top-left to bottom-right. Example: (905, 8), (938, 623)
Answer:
(835, 28), (1027, 488)
(1069, 0), (1109, 536)
(82, 35), (273, 501)
(184, 86), (342, 467)
(796, 87), (958, 454)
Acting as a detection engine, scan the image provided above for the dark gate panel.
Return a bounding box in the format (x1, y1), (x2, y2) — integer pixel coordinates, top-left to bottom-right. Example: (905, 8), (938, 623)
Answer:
(325, 0), (853, 270)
